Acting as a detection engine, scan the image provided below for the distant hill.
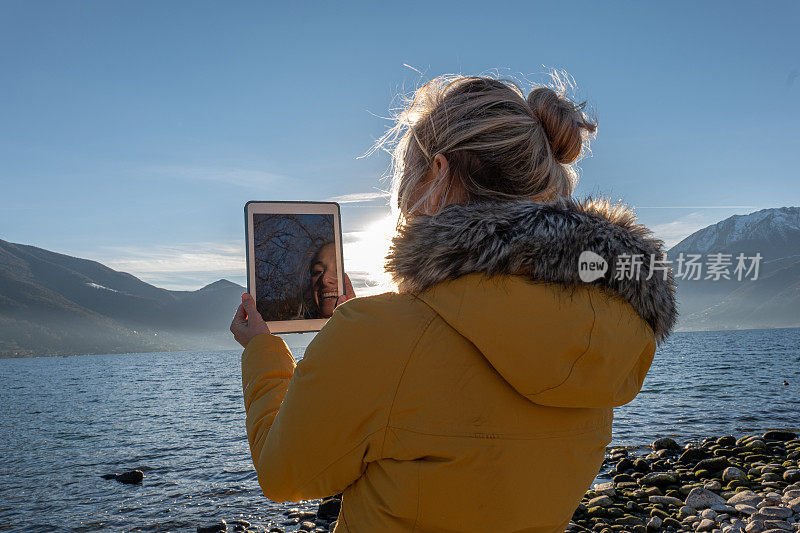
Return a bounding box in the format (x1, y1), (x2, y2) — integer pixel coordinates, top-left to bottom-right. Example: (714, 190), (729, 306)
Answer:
(4, 205), (798, 355)
(669, 207), (800, 331)
(0, 239), (244, 357)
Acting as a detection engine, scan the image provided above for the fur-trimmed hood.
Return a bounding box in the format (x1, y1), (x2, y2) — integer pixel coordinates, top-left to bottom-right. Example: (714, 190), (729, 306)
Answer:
(386, 197), (678, 344)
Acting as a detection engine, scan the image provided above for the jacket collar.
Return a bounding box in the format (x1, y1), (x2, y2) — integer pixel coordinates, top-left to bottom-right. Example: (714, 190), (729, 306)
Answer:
(385, 197), (678, 343)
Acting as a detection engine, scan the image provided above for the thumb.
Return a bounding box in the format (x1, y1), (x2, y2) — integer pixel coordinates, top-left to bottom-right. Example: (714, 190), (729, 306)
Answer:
(344, 273), (356, 299)
(242, 293), (260, 320)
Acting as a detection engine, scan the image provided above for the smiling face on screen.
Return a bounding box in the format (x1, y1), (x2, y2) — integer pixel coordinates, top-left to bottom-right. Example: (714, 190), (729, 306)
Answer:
(310, 242), (339, 318)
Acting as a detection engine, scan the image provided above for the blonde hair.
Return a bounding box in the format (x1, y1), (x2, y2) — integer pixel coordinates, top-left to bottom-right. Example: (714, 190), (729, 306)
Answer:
(372, 72), (597, 220)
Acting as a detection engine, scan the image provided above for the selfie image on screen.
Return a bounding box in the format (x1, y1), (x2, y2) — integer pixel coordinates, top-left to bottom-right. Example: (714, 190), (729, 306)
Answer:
(253, 213), (338, 321)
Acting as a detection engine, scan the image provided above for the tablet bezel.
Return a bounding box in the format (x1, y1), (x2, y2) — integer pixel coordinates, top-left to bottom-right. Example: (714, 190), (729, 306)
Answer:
(245, 201), (344, 334)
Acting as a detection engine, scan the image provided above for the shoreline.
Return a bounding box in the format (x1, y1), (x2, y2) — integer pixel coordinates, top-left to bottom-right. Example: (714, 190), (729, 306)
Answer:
(190, 429), (800, 533)
(572, 429), (800, 533)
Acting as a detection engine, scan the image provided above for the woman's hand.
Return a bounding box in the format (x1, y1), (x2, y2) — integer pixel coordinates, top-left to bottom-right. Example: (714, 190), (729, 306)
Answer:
(336, 273), (357, 307)
(230, 293), (271, 348)
(232, 274), (355, 348)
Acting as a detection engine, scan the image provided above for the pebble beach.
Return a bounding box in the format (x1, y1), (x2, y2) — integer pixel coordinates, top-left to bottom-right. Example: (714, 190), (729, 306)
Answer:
(569, 430), (800, 533)
(189, 429), (800, 533)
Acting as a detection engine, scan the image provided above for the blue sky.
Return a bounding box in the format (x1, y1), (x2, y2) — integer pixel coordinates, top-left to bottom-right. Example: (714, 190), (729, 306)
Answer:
(2, 1), (798, 290)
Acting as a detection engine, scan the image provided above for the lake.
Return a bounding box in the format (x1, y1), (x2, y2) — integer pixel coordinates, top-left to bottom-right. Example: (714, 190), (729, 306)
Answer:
(1, 328), (798, 531)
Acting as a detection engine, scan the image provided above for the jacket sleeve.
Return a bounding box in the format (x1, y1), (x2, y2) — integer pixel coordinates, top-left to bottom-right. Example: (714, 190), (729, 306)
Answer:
(241, 297), (408, 502)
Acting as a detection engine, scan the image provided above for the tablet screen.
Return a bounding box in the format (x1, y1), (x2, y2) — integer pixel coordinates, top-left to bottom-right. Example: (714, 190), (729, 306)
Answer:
(246, 202), (344, 333)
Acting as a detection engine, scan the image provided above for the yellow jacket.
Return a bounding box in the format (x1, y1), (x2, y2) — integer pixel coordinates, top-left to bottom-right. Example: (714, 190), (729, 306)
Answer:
(241, 198), (677, 532)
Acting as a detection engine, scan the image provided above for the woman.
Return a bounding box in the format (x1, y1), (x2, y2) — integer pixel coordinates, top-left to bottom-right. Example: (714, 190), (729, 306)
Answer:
(230, 75), (677, 532)
(296, 241), (355, 319)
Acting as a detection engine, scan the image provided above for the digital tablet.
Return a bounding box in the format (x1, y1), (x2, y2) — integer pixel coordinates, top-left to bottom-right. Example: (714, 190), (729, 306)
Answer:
(245, 201), (345, 333)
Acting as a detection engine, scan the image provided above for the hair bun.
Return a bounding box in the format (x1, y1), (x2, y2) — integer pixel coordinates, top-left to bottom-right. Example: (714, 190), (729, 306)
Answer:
(527, 87), (597, 164)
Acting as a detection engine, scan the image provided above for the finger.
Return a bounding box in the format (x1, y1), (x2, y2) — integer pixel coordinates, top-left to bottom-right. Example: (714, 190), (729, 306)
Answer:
(230, 303), (247, 332)
(241, 293), (263, 324)
(233, 302), (247, 322)
(344, 273), (356, 299)
(241, 293), (257, 317)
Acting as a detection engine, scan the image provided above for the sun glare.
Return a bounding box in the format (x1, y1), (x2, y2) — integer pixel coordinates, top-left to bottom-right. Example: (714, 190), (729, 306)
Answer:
(344, 214), (398, 296)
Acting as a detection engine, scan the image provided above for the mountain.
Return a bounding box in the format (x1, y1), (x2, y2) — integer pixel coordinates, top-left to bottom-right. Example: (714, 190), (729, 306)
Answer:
(669, 207), (800, 331)
(0, 239), (244, 357)
(3, 205), (798, 355)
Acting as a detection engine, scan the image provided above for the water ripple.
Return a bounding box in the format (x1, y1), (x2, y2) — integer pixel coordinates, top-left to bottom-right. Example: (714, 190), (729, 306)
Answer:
(1, 328), (799, 530)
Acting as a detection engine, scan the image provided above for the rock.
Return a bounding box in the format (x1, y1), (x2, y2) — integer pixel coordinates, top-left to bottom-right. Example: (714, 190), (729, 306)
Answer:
(787, 496), (800, 512)
(734, 504), (758, 515)
(696, 469), (713, 480)
(685, 487), (728, 509)
(613, 473), (636, 483)
(616, 458), (635, 472)
(593, 482), (617, 497)
(649, 495), (683, 506)
(643, 486), (663, 497)
(679, 505), (698, 518)
(663, 517), (682, 529)
(586, 505), (606, 518)
(700, 508), (718, 519)
(588, 495), (614, 507)
(650, 507), (670, 520)
(640, 472), (680, 486)
(697, 518), (716, 531)
(680, 448), (712, 464)
(610, 446), (629, 456)
(757, 507), (792, 519)
(298, 521), (315, 532)
(763, 431), (797, 442)
(728, 490), (762, 508)
(744, 521), (764, 533)
(615, 516), (645, 527)
(696, 457), (730, 473)
(783, 469), (800, 483)
(762, 523), (792, 532)
(751, 513), (782, 522)
(317, 498), (341, 520)
(647, 516), (662, 531)
(197, 520), (227, 533)
(727, 490), (764, 507)
(705, 480), (723, 491)
(634, 458), (651, 473)
(654, 437), (681, 451)
(723, 467), (749, 483)
(115, 470), (144, 484)
(718, 436), (737, 446)
(710, 503), (735, 513)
